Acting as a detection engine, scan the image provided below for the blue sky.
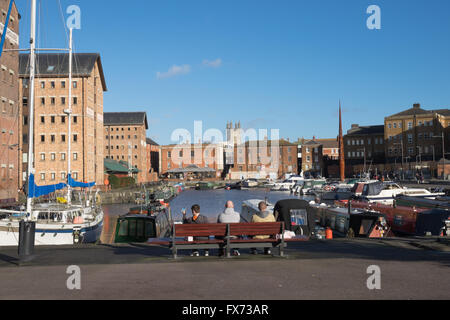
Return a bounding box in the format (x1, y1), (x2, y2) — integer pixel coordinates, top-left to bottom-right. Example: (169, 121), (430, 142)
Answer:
(17, 0), (450, 144)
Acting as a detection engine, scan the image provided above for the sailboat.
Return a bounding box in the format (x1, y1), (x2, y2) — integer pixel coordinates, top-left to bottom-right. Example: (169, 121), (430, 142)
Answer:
(0, 0), (103, 246)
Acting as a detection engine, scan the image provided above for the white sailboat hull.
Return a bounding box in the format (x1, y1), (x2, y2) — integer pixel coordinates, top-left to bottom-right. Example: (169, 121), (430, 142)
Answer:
(0, 211), (103, 246)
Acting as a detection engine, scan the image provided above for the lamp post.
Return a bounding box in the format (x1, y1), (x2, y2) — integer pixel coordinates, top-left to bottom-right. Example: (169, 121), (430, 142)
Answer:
(431, 145), (435, 178)
(394, 141), (404, 180)
(416, 146), (422, 168)
(357, 147), (367, 178)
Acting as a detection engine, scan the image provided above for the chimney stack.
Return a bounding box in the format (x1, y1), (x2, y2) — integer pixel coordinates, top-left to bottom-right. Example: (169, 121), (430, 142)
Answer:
(413, 103), (420, 109)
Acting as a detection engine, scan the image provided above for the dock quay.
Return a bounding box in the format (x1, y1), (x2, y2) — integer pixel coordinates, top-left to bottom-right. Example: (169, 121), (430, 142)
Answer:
(0, 238), (448, 300)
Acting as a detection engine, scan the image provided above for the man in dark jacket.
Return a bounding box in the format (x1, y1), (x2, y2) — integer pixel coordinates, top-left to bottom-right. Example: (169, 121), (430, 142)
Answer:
(182, 204), (209, 256)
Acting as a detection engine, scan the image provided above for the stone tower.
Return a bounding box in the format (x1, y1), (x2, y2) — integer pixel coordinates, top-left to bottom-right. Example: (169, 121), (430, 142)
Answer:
(226, 121), (242, 146)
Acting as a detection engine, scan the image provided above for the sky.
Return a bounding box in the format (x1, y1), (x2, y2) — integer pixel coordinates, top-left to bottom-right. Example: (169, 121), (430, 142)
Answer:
(16, 0), (450, 145)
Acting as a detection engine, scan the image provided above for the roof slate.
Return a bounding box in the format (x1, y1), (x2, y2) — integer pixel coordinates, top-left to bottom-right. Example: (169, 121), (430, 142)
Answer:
(387, 106), (450, 118)
(104, 112), (149, 129)
(146, 138), (159, 146)
(19, 53), (107, 91)
(346, 125), (384, 136)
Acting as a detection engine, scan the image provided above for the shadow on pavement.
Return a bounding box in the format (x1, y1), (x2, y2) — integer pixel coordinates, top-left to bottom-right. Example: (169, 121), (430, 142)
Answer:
(0, 239), (448, 268)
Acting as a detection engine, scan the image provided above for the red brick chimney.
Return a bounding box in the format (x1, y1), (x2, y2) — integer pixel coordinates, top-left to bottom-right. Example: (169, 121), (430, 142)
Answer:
(413, 103), (421, 109)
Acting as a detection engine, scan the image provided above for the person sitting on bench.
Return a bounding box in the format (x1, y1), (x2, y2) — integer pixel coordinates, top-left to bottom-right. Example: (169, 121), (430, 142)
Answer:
(217, 200), (241, 256)
(251, 201), (276, 255)
(182, 204), (209, 257)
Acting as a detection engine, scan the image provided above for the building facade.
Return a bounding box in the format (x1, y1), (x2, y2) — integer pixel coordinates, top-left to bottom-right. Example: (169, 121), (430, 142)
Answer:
(160, 143), (224, 179)
(385, 104), (450, 164)
(228, 139), (298, 180)
(146, 137), (159, 182)
(298, 139), (324, 176)
(0, 0), (19, 202)
(19, 53), (107, 187)
(104, 112), (149, 184)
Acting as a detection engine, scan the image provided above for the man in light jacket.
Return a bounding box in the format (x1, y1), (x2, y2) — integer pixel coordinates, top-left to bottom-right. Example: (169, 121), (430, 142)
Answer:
(217, 201), (241, 256)
(251, 201), (276, 255)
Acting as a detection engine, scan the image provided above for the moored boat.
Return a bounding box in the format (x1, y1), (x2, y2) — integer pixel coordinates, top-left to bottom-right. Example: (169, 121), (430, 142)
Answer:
(360, 181), (445, 205)
(114, 210), (172, 243)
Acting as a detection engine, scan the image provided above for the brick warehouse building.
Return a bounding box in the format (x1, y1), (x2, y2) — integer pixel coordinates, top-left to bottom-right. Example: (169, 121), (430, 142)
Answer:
(104, 112), (149, 184)
(19, 53), (107, 186)
(296, 137), (339, 178)
(385, 104), (449, 164)
(227, 139), (298, 180)
(385, 103), (450, 178)
(160, 143), (224, 179)
(0, 0), (19, 202)
(146, 137), (160, 182)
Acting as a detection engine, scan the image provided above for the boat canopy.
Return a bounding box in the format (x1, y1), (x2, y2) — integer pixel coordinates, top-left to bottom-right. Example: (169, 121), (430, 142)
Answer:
(415, 209), (450, 236)
(27, 173), (67, 199)
(362, 182), (384, 196)
(273, 199), (316, 235)
(67, 174), (95, 188)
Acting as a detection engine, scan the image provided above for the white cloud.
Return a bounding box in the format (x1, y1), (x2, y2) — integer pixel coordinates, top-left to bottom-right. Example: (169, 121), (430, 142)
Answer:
(202, 58), (222, 68)
(156, 64), (191, 79)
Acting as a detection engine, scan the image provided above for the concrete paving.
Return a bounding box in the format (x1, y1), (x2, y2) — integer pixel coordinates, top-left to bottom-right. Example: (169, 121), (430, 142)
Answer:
(0, 239), (448, 300)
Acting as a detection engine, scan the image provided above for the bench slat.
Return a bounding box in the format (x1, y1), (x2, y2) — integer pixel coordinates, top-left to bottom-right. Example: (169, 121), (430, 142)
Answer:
(229, 239), (279, 243)
(174, 223), (227, 237)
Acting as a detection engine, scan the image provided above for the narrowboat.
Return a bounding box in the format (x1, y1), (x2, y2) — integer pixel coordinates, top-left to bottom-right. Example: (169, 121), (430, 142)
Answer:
(195, 182), (215, 190)
(114, 210), (172, 243)
(308, 202), (390, 238)
(337, 200), (428, 236)
(394, 195), (450, 210)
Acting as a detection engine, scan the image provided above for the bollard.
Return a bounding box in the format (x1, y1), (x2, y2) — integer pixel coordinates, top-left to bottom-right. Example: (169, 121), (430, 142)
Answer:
(325, 227), (333, 240)
(18, 220), (35, 259)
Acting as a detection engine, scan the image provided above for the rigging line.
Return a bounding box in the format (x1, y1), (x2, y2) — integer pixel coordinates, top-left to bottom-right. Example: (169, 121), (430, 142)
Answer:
(57, 0), (69, 44)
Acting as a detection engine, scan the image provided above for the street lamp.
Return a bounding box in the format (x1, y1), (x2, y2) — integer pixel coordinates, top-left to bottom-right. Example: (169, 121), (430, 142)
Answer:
(393, 141), (404, 180)
(357, 147), (366, 177)
(431, 145), (435, 178)
(416, 146), (422, 168)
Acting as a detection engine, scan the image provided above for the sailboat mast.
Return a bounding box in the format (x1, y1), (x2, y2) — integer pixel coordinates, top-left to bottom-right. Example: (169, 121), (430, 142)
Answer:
(67, 28), (73, 205)
(26, 0), (37, 219)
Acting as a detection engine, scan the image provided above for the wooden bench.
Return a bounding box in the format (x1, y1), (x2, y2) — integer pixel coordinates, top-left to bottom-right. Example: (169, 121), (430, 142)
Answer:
(170, 223), (228, 259)
(226, 222), (286, 258)
(167, 222), (304, 259)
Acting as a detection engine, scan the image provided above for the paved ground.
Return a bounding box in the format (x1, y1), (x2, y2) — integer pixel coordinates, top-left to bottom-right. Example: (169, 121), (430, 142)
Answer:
(0, 238), (448, 300)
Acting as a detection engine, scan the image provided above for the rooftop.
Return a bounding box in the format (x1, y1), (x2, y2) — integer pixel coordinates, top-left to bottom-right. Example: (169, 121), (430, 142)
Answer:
(386, 104), (450, 119)
(146, 138), (159, 146)
(346, 125), (384, 136)
(104, 159), (139, 174)
(104, 112), (149, 129)
(19, 53), (107, 91)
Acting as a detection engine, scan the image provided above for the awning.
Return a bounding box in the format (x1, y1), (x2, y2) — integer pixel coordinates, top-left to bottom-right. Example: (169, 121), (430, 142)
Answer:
(167, 165), (216, 174)
(104, 159), (139, 174)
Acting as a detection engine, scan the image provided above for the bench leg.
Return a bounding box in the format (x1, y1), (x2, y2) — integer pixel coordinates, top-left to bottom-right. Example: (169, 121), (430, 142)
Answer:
(172, 246), (177, 259)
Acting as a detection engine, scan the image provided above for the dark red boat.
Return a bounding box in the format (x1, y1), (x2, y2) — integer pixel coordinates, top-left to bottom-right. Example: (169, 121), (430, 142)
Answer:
(336, 200), (428, 235)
